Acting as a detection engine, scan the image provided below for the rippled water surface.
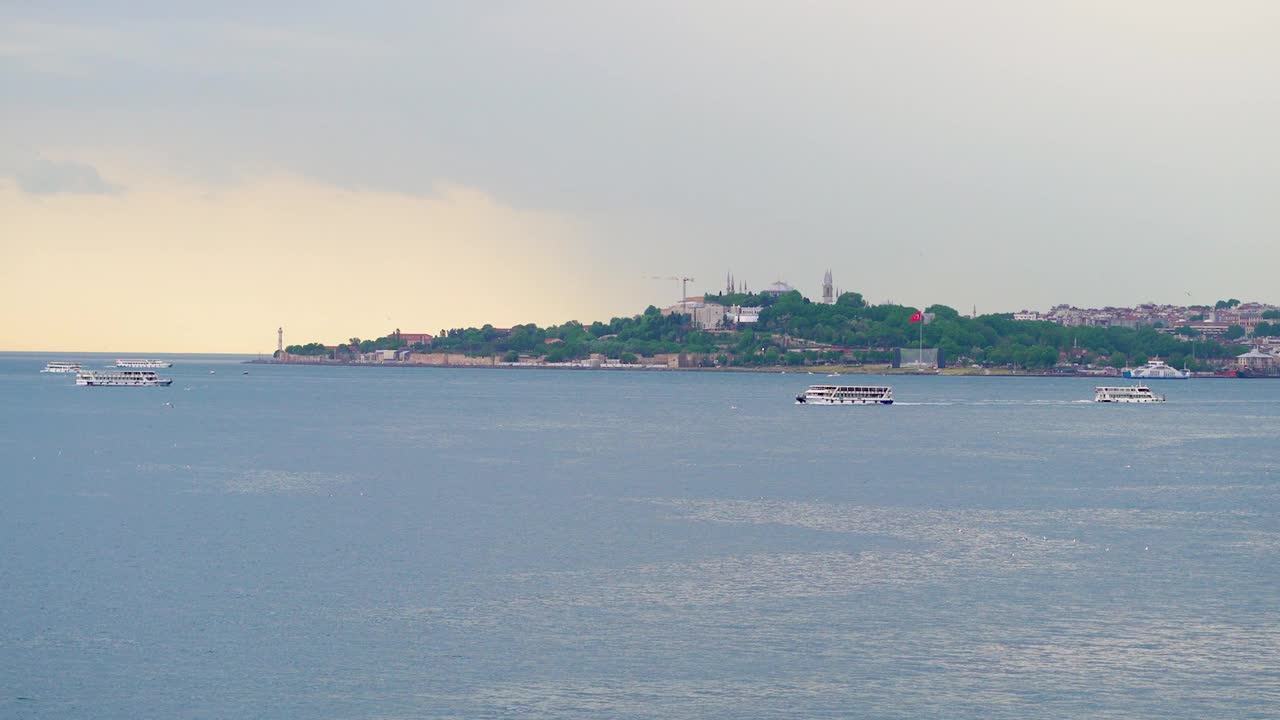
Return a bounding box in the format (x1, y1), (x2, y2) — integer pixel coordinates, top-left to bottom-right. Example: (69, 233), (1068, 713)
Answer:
(2, 354), (1278, 718)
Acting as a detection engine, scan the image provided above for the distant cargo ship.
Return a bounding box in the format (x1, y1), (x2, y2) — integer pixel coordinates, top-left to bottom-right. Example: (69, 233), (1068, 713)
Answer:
(1122, 359), (1188, 380)
(115, 358), (173, 368)
(42, 361), (82, 373)
(76, 370), (173, 387)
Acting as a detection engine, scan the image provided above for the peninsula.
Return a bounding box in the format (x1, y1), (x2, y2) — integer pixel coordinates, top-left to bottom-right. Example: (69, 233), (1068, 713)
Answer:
(266, 288), (1280, 377)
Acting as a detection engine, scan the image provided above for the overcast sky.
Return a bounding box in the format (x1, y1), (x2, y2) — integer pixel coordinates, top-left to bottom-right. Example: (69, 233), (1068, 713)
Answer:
(3, 2), (1277, 351)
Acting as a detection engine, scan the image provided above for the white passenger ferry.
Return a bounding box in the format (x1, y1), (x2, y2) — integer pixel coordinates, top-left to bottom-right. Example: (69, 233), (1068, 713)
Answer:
(796, 385), (894, 405)
(114, 358), (173, 368)
(1122, 358), (1188, 380)
(42, 361), (83, 373)
(76, 370), (173, 387)
(1094, 385), (1165, 403)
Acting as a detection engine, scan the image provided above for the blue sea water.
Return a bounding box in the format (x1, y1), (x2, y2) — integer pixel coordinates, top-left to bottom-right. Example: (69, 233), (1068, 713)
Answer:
(1, 353), (1278, 719)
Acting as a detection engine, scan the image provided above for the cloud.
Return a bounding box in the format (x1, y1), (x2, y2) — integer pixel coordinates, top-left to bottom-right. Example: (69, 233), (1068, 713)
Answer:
(15, 157), (121, 195)
(2, 3), (1276, 313)
(0, 149), (122, 195)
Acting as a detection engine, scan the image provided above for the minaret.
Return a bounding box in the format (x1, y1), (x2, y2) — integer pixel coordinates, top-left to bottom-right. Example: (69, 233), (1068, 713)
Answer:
(277, 326), (283, 355)
(726, 271), (733, 295)
(822, 270), (834, 304)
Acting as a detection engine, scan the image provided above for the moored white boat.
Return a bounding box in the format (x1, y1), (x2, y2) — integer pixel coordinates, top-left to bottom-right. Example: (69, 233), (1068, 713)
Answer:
(1122, 358), (1188, 380)
(115, 358), (172, 368)
(42, 361), (82, 373)
(76, 370), (173, 387)
(1094, 385), (1165, 403)
(796, 385), (894, 405)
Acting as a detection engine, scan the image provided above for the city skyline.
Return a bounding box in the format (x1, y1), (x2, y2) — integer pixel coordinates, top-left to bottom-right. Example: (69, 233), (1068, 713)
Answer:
(4, 2), (1278, 352)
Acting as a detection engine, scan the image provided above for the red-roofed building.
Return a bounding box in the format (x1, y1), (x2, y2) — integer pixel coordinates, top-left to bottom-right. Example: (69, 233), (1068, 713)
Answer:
(399, 333), (435, 346)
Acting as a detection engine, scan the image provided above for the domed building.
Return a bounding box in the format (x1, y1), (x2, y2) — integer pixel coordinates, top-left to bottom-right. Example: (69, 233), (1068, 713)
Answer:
(761, 280), (795, 296)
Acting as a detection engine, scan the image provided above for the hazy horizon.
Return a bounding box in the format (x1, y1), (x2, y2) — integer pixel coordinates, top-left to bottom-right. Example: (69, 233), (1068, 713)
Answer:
(4, 2), (1277, 352)
(2, 286), (1271, 355)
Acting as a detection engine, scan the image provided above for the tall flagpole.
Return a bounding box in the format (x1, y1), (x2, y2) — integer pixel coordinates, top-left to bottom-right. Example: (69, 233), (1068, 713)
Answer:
(919, 308), (924, 368)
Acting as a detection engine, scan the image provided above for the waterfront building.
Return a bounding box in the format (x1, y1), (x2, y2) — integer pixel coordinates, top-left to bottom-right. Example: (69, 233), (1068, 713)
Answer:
(1236, 348), (1277, 371)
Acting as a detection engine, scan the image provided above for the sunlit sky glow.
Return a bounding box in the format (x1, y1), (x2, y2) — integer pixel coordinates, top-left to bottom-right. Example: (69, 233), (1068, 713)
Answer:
(3, 2), (1277, 352)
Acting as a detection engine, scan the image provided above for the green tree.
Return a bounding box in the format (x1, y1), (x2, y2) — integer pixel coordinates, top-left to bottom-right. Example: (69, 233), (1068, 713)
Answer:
(836, 291), (865, 308)
(925, 304), (961, 321)
(285, 342), (329, 356)
(1224, 324), (1246, 340)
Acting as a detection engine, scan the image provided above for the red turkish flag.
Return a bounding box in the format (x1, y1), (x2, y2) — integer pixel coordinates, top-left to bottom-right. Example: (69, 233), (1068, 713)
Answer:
(909, 311), (923, 323)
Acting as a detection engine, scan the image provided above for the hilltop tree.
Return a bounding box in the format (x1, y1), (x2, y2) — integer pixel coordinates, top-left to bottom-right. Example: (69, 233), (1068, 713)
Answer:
(836, 291), (865, 308)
